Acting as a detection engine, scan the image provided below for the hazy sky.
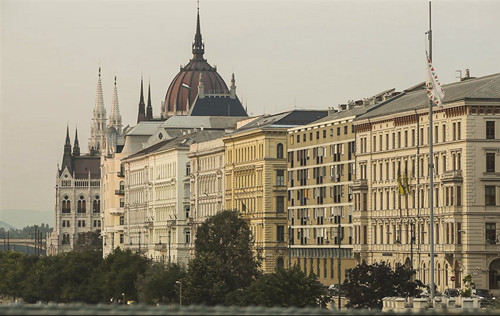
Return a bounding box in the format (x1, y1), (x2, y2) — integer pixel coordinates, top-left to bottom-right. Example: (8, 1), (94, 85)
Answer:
(1, 0), (500, 227)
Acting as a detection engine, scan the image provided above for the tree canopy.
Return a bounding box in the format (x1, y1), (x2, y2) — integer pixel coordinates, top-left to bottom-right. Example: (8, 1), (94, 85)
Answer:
(343, 261), (423, 309)
(183, 210), (262, 305)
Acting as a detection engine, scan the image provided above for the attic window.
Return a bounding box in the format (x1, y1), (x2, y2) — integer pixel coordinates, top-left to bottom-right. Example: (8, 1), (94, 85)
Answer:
(158, 133), (163, 140)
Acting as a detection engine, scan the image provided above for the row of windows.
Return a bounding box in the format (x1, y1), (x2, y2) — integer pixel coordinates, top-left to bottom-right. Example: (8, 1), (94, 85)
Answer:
(354, 222), (498, 245)
(61, 195), (100, 213)
(290, 125), (354, 145)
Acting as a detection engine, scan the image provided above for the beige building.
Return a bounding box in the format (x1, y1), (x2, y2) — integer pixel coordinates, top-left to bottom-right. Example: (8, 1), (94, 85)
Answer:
(352, 72), (500, 295)
(286, 91), (396, 286)
(223, 110), (328, 273)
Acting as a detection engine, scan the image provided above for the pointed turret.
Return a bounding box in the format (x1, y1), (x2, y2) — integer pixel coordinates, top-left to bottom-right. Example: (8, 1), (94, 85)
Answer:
(109, 76), (123, 134)
(230, 73), (236, 98)
(146, 80), (153, 120)
(192, 3), (205, 60)
(137, 76), (146, 123)
(89, 67), (107, 154)
(62, 125), (72, 173)
(73, 127), (80, 156)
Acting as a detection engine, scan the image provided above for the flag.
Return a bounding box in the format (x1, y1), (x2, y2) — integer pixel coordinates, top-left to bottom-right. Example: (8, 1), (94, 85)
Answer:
(397, 170), (405, 195)
(403, 171), (410, 195)
(425, 51), (445, 106)
(182, 82), (191, 89)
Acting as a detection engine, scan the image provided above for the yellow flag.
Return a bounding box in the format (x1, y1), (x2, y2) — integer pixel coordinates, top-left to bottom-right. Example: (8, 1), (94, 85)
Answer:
(397, 170), (405, 195)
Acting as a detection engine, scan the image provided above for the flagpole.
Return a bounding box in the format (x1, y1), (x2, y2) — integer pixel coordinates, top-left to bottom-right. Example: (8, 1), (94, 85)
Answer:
(427, 0), (436, 306)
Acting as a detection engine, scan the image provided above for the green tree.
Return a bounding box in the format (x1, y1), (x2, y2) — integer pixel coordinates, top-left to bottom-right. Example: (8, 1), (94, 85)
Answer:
(183, 210), (262, 305)
(99, 248), (151, 303)
(0, 252), (36, 301)
(343, 261), (422, 309)
(136, 262), (186, 305)
(460, 274), (475, 297)
(226, 266), (330, 308)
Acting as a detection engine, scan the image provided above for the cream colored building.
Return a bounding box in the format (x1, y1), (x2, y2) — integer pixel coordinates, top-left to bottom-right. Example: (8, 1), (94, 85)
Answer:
(188, 138), (225, 251)
(352, 72), (500, 295)
(223, 110), (328, 273)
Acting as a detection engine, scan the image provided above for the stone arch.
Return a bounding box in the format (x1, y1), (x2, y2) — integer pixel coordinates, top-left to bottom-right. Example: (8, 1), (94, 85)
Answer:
(488, 258), (500, 290)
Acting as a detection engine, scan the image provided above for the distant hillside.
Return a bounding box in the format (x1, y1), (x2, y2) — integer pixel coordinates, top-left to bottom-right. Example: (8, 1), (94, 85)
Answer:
(0, 209), (53, 230)
(0, 220), (17, 230)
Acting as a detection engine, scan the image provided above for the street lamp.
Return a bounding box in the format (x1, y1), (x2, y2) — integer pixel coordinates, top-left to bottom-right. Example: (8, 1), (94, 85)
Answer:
(122, 292), (125, 305)
(176, 281), (182, 307)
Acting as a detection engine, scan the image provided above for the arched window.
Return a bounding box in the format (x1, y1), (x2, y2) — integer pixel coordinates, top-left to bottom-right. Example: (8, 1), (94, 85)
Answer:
(93, 195), (100, 213)
(62, 195), (71, 213)
(77, 195), (86, 213)
(276, 257), (284, 270)
(277, 143), (284, 158)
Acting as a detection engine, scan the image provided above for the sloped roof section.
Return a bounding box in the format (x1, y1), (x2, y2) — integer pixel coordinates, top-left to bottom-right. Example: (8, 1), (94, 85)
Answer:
(358, 73), (500, 120)
(236, 109), (328, 132)
(124, 130), (227, 160)
(189, 95), (247, 116)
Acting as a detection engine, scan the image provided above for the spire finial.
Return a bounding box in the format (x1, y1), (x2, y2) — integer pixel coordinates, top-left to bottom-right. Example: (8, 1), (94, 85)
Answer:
(192, 0), (204, 59)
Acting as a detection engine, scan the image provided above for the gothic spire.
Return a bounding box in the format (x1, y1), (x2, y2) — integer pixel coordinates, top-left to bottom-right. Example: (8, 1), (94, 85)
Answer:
(137, 76), (146, 123)
(62, 124), (72, 173)
(65, 124), (71, 148)
(109, 75), (123, 134)
(192, 1), (205, 59)
(146, 80), (153, 120)
(73, 127), (80, 156)
(89, 67), (107, 154)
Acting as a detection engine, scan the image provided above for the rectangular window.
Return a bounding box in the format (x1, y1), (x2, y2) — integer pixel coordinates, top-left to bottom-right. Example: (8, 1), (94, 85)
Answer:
(486, 121), (495, 139)
(276, 196), (285, 213)
(486, 223), (496, 243)
(277, 225), (285, 242)
(485, 186), (496, 206)
(186, 162), (190, 175)
(337, 127), (341, 136)
(442, 124), (446, 142)
(486, 153), (495, 172)
(120, 233), (124, 244)
(276, 170), (285, 186)
(185, 230), (191, 244)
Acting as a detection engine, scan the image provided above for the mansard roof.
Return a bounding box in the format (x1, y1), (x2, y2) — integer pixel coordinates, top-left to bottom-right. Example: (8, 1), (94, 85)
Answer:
(188, 95), (247, 117)
(357, 72), (500, 121)
(235, 109), (328, 133)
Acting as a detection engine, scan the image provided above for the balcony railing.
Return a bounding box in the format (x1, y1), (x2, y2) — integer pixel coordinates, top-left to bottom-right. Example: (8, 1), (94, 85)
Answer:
(115, 189), (125, 195)
(441, 170), (462, 182)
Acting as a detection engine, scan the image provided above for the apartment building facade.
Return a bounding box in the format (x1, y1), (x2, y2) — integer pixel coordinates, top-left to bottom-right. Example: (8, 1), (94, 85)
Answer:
(352, 73), (500, 295)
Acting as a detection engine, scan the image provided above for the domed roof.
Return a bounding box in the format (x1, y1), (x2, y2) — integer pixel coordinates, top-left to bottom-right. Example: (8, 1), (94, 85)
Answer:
(162, 10), (229, 118)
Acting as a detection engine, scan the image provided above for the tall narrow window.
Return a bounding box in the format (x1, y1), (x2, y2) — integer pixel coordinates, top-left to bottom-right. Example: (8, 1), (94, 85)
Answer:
(486, 121), (495, 139)
(486, 153), (495, 172)
(486, 223), (496, 243)
(277, 225), (285, 242)
(277, 143), (284, 158)
(276, 196), (285, 213)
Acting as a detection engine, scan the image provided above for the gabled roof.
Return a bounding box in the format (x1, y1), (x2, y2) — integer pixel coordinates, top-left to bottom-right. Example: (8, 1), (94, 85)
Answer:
(357, 73), (500, 121)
